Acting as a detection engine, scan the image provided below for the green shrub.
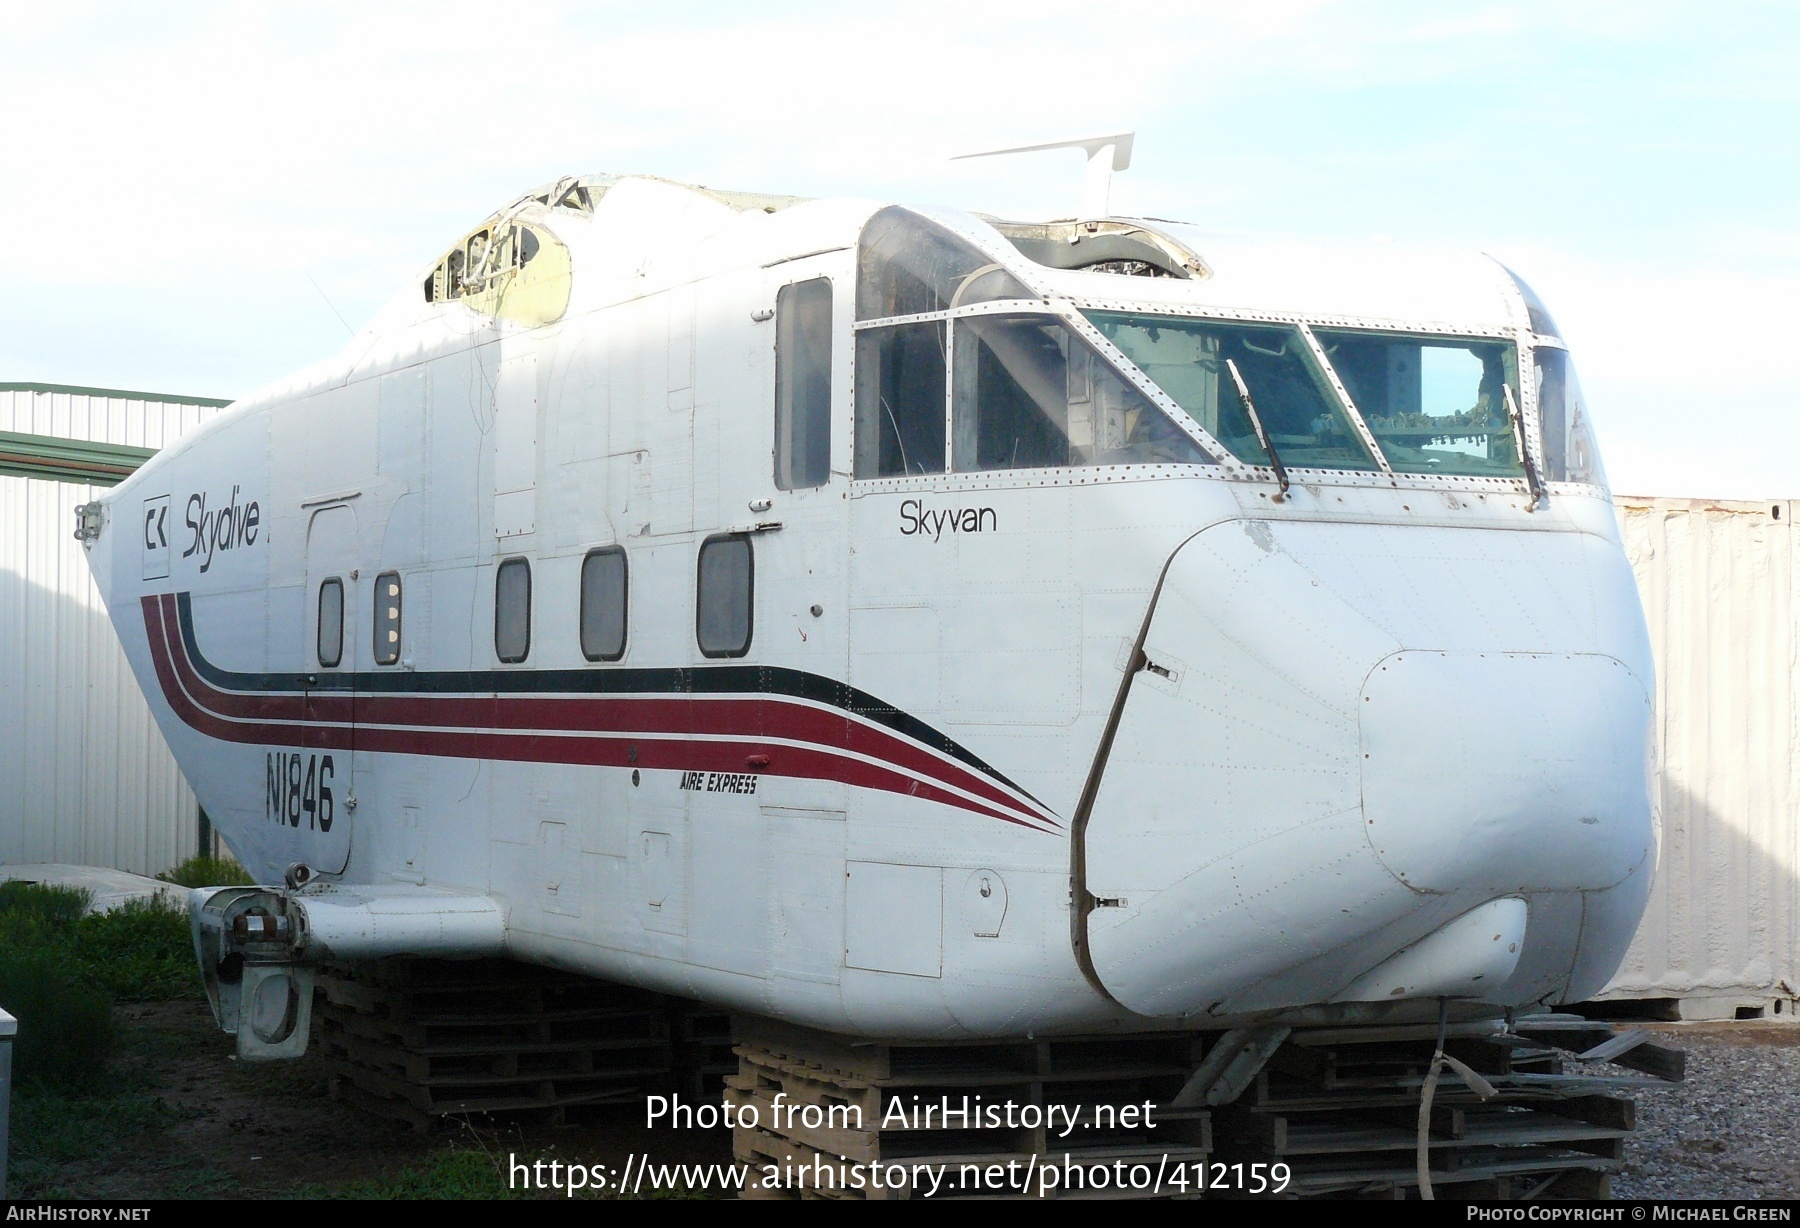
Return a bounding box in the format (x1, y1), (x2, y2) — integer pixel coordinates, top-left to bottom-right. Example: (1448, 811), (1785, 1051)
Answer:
(0, 881), (91, 926)
(0, 880), (201, 1005)
(157, 854), (254, 889)
(0, 950), (114, 1088)
(70, 896), (201, 1000)
(0, 883), (90, 962)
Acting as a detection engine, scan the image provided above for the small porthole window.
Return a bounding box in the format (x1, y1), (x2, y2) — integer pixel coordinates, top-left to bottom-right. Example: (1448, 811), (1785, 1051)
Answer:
(495, 557), (531, 663)
(696, 535), (753, 658)
(317, 578), (344, 668)
(373, 571), (402, 666)
(580, 547), (628, 662)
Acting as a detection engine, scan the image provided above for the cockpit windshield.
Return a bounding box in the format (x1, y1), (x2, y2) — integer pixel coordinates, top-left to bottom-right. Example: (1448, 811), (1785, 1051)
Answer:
(852, 211), (1604, 490)
(1312, 330), (1524, 478)
(1085, 312), (1379, 471)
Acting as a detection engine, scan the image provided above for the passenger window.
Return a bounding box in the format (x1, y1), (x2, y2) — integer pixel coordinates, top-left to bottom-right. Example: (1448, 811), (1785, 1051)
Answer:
(373, 571), (402, 666)
(854, 322), (946, 477)
(580, 547), (628, 662)
(952, 314), (1211, 471)
(696, 535), (753, 658)
(775, 278), (834, 490)
(316, 578), (344, 669)
(495, 558), (531, 663)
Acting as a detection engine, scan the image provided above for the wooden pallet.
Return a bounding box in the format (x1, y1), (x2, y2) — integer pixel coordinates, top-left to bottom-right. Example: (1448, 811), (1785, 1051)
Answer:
(671, 1002), (737, 1102)
(728, 1017), (1211, 1200)
(1209, 1023), (1677, 1199)
(315, 959), (675, 1128)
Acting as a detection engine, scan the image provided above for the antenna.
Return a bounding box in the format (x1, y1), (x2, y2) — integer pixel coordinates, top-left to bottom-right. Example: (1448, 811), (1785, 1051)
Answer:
(953, 131), (1135, 219)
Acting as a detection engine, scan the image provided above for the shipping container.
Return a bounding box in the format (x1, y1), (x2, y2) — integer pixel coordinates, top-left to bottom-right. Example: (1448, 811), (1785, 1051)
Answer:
(1602, 496), (1800, 1019)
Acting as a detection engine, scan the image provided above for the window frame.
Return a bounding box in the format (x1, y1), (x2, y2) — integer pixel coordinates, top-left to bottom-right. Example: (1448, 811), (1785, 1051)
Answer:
(947, 310), (1213, 473)
(316, 577), (345, 669)
(372, 570), (402, 667)
(853, 319), (949, 479)
(695, 533), (754, 659)
(1084, 310), (1382, 475)
(494, 556), (532, 664)
(579, 546), (630, 663)
(1308, 325), (1523, 479)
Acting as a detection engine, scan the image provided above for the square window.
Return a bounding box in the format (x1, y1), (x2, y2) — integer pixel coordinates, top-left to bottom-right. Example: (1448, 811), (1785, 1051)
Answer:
(696, 536), (753, 658)
(316, 578), (344, 668)
(580, 547), (628, 662)
(495, 558), (531, 663)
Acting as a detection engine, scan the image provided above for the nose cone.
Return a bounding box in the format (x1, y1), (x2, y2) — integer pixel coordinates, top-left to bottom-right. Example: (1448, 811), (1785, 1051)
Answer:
(1080, 514), (1656, 1019)
(1361, 649), (1653, 895)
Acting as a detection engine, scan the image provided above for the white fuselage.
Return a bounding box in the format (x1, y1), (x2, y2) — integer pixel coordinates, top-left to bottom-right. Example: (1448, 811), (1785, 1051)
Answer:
(83, 178), (1657, 1038)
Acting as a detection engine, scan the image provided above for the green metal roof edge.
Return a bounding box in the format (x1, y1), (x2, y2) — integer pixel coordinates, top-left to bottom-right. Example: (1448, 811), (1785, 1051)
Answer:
(0, 381), (233, 408)
(0, 429), (159, 488)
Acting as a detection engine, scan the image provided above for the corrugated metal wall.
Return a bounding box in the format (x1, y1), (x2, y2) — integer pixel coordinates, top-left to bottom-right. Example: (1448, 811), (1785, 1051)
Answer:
(1604, 497), (1800, 1013)
(0, 386), (225, 876)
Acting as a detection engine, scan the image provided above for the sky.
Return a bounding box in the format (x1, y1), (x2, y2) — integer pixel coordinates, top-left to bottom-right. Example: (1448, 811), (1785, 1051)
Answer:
(2, 1), (1795, 498)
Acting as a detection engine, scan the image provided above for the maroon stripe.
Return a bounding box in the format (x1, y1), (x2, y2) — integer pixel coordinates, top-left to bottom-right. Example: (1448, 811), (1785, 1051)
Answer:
(185, 676), (1047, 826)
(144, 595), (1055, 832)
(158, 593), (1054, 827)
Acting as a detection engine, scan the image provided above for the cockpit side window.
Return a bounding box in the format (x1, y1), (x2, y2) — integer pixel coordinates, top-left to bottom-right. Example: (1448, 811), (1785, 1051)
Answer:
(952, 315), (1210, 471)
(855, 321), (945, 477)
(853, 209), (1210, 479)
(1535, 346), (1606, 487)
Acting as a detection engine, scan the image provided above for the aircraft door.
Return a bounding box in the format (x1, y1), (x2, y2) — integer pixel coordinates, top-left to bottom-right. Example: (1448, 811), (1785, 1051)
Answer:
(299, 504), (358, 875)
(754, 264), (851, 681)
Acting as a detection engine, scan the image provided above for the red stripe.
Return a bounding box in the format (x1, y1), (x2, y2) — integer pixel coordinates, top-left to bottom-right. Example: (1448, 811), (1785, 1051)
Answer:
(175, 660), (1048, 824)
(157, 593), (1055, 827)
(143, 595), (1057, 832)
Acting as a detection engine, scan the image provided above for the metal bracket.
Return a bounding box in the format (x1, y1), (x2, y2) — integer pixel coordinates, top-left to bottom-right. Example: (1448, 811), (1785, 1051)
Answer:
(72, 501), (104, 543)
(1170, 1025), (1291, 1107)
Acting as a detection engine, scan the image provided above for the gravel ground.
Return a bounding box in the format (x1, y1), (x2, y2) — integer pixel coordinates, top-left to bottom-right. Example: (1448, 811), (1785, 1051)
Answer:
(1607, 1024), (1800, 1199)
